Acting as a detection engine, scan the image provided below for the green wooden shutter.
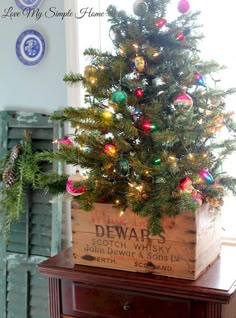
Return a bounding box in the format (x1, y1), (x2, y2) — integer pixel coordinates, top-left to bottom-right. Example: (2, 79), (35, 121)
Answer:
(0, 111), (63, 318)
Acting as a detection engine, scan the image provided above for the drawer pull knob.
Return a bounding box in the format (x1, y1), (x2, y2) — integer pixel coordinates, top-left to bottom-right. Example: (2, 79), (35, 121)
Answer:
(123, 303), (132, 311)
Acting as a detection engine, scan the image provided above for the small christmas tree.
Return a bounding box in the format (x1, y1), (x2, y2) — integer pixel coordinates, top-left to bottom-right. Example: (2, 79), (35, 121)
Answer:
(42, 0), (236, 235)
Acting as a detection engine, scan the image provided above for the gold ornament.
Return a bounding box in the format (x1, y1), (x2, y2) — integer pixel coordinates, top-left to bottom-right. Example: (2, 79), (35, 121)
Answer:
(134, 55), (146, 72)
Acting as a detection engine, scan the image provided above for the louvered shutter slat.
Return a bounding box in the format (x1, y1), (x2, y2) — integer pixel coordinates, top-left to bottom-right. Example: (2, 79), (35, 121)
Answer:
(0, 111), (62, 318)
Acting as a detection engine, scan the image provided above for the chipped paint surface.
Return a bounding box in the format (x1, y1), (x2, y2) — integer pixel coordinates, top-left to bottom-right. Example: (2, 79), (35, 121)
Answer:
(16, 112), (38, 123)
(0, 111), (63, 318)
(6, 253), (46, 265)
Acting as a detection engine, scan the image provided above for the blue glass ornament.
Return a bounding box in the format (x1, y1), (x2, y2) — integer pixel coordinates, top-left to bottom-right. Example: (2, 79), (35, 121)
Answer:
(132, 108), (141, 121)
(199, 169), (214, 184)
(195, 73), (205, 87)
(84, 146), (92, 153)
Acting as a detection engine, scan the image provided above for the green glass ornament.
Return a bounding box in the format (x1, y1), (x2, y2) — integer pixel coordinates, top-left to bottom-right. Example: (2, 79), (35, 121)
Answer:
(115, 157), (130, 177)
(112, 90), (127, 104)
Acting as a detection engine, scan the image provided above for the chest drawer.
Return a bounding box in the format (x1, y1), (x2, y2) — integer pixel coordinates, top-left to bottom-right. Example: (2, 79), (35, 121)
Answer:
(61, 280), (191, 318)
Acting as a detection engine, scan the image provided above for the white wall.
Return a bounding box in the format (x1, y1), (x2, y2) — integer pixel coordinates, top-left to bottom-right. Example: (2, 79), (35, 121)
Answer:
(0, 0), (69, 247)
(0, 0), (67, 114)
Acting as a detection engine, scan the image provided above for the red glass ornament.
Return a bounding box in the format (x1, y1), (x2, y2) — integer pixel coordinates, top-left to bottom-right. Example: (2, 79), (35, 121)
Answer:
(135, 87), (144, 97)
(156, 18), (167, 28)
(104, 144), (116, 156)
(178, 0), (190, 14)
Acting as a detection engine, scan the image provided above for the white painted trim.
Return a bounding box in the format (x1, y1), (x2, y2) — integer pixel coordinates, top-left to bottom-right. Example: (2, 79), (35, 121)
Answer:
(62, 0), (82, 249)
(222, 238), (236, 247)
(64, 0), (81, 107)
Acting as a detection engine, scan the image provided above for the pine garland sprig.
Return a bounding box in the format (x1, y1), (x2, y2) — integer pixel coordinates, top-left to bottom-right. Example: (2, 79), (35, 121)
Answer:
(0, 181), (25, 238)
(0, 133), (64, 238)
(50, 110), (68, 122)
(63, 72), (84, 85)
(83, 48), (113, 59)
(37, 146), (80, 165)
(36, 172), (68, 195)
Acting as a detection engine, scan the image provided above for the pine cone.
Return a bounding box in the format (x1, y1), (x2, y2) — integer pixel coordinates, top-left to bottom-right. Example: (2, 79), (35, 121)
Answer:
(9, 144), (20, 164)
(2, 167), (16, 189)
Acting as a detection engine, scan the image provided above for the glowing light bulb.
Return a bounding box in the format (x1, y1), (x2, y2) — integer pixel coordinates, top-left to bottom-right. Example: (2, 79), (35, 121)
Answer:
(104, 144), (116, 156)
(90, 78), (96, 84)
(198, 119), (203, 125)
(154, 158), (161, 166)
(136, 185), (143, 192)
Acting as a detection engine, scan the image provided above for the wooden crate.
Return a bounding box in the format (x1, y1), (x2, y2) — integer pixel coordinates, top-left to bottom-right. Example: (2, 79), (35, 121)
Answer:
(71, 201), (221, 280)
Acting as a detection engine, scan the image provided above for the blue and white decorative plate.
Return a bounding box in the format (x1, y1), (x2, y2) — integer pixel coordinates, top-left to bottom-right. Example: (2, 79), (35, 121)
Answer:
(15, 0), (42, 10)
(16, 29), (46, 66)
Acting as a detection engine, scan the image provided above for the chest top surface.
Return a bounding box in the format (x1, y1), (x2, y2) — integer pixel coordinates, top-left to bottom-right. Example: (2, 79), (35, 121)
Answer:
(38, 245), (236, 304)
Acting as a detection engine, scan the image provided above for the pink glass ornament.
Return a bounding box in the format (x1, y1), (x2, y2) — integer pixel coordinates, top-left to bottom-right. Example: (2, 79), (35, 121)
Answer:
(178, 0), (190, 14)
(173, 93), (193, 112)
(58, 137), (74, 146)
(66, 175), (86, 196)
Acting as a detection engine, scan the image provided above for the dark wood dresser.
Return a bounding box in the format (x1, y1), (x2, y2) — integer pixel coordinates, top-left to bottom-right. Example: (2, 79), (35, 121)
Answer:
(38, 245), (236, 318)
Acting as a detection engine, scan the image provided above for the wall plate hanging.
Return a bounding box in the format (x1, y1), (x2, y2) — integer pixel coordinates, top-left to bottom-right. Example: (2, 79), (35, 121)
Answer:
(15, 0), (42, 10)
(15, 29), (46, 66)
